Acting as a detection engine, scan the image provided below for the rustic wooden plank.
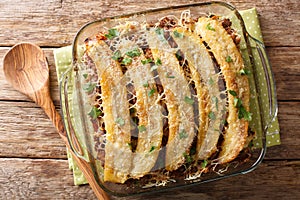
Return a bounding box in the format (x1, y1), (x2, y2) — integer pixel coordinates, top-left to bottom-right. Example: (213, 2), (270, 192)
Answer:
(0, 158), (96, 199)
(0, 158), (299, 199)
(0, 0), (299, 47)
(269, 47), (300, 101)
(1, 47), (300, 102)
(264, 101), (300, 160)
(0, 101), (66, 159)
(0, 100), (298, 160)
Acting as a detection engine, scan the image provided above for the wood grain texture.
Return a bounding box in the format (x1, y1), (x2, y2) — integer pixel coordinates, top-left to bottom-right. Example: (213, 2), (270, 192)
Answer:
(0, 0), (299, 199)
(0, 158), (299, 200)
(0, 0), (299, 47)
(1, 47), (300, 103)
(0, 101), (298, 160)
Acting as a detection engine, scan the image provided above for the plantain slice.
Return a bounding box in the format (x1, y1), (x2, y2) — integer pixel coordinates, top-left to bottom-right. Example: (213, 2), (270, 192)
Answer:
(171, 27), (227, 160)
(195, 17), (250, 164)
(87, 40), (132, 183)
(146, 28), (196, 171)
(124, 48), (164, 179)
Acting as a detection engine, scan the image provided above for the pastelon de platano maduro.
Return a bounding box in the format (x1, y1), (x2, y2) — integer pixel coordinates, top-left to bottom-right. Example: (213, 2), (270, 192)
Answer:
(81, 12), (253, 185)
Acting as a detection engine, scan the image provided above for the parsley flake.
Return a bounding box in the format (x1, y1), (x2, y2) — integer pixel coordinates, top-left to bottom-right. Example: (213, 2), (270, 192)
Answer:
(183, 153), (193, 164)
(105, 28), (119, 40)
(226, 55), (233, 63)
(155, 58), (162, 66)
(148, 88), (156, 97)
(149, 146), (156, 153)
(141, 58), (153, 65)
(206, 23), (215, 31)
(234, 97), (242, 108)
(229, 92), (252, 121)
(155, 28), (164, 35)
(184, 96), (194, 105)
(228, 90), (237, 97)
(179, 130), (188, 139)
(239, 68), (251, 75)
(112, 50), (122, 61)
(83, 73), (88, 79)
(173, 30), (184, 38)
(121, 57), (132, 65)
(126, 48), (141, 58)
(208, 111), (216, 120)
(143, 82), (149, 87)
(208, 77), (214, 85)
(238, 106), (252, 121)
(201, 160), (208, 168)
(212, 96), (218, 111)
(83, 83), (96, 93)
(88, 106), (101, 119)
(138, 125), (147, 132)
(115, 117), (125, 126)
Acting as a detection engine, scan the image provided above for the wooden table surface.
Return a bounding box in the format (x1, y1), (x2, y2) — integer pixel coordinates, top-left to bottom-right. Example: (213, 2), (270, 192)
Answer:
(0, 0), (299, 199)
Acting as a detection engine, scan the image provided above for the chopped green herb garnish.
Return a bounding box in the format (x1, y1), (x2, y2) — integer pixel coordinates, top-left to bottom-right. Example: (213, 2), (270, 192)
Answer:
(121, 57), (132, 65)
(155, 58), (162, 66)
(225, 55), (233, 63)
(179, 129), (188, 139)
(173, 30), (184, 38)
(234, 97), (242, 108)
(206, 23), (215, 31)
(149, 146), (156, 153)
(83, 73), (88, 79)
(229, 93), (252, 121)
(221, 119), (228, 125)
(239, 68), (251, 75)
(148, 88), (156, 97)
(166, 72), (175, 78)
(83, 83), (96, 93)
(201, 160), (208, 168)
(129, 108), (136, 115)
(155, 27), (164, 35)
(112, 50), (122, 61)
(115, 117), (125, 126)
(238, 106), (252, 121)
(141, 58), (153, 65)
(126, 48), (141, 58)
(212, 96), (218, 111)
(175, 51), (183, 60)
(184, 96), (194, 105)
(138, 125), (147, 132)
(127, 142), (132, 149)
(88, 106), (101, 119)
(208, 111), (216, 120)
(183, 153), (193, 164)
(105, 28), (119, 40)
(143, 82), (149, 87)
(228, 90), (237, 97)
(208, 77), (214, 85)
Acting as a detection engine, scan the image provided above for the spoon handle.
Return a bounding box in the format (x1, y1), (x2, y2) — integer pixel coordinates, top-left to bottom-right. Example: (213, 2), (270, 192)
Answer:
(40, 92), (110, 200)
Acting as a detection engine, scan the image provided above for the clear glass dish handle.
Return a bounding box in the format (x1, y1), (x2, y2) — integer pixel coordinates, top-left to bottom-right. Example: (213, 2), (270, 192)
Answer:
(249, 36), (278, 131)
(60, 71), (87, 161)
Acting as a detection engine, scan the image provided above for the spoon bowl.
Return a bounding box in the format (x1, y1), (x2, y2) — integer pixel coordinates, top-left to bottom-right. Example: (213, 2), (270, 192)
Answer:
(3, 43), (49, 98)
(3, 42), (109, 200)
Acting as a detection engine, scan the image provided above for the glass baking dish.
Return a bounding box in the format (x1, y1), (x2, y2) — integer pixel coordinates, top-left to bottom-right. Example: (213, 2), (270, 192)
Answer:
(60, 1), (278, 196)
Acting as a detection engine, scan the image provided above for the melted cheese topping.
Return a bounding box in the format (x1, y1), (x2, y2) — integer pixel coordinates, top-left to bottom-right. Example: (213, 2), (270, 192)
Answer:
(82, 15), (251, 183)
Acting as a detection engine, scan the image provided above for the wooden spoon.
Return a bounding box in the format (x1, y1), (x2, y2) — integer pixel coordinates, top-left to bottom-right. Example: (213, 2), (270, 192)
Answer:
(3, 42), (109, 200)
